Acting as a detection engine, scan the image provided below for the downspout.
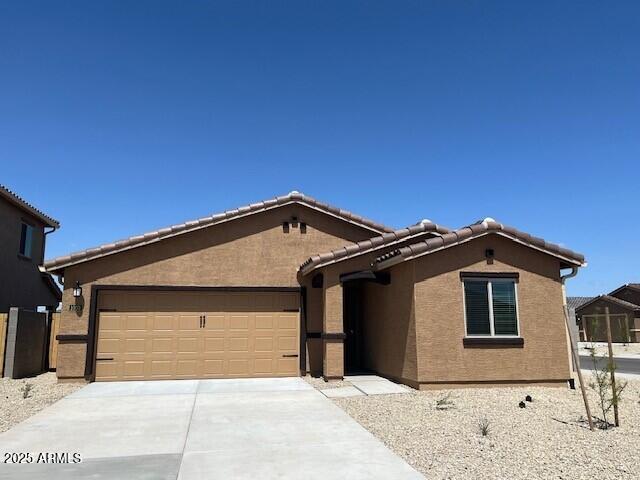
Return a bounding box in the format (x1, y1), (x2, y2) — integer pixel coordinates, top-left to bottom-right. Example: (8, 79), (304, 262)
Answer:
(561, 265), (594, 431)
(43, 225), (57, 266)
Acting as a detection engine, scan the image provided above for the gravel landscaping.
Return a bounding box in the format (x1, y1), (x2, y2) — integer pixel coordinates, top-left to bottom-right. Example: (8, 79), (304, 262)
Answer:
(0, 372), (83, 433)
(332, 378), (640, 480)
(579, 342), (640, 357)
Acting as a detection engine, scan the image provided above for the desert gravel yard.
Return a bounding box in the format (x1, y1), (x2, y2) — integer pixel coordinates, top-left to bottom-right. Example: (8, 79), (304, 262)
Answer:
(0, 373), (83, 433)
(331, 379), (640, 480)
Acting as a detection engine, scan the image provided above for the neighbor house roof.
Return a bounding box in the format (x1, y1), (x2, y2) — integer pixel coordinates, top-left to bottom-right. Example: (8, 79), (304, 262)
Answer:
(576, 295), (640, 313)
(567, 296), (594, 310)
(45, 191), (393, 272)
(608, 283), (640, 297)
(0, 184), (59, 228)
(299, 220), (450, 275)
(374, 218), (586, 269)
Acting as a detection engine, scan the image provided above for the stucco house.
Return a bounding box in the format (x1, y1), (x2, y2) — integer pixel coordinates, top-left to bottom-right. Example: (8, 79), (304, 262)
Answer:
(45, 192), (585, 389)
(0, 185), (61, 313)
(575, 284), (640, 342)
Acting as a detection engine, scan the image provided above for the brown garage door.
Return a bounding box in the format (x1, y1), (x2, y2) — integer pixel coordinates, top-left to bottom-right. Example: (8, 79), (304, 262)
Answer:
(94, 290), (300, 381)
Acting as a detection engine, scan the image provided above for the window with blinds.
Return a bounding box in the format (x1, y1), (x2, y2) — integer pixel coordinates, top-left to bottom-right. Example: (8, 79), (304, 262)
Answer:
(463, 279), (518, 336)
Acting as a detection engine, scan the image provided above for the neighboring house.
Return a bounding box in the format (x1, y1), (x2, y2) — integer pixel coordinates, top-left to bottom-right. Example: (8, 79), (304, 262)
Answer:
(45, 191), (585, 389)
(567, 297), (594, 312)
(575, 284), (640, 343)
(0, 185), (61, 312)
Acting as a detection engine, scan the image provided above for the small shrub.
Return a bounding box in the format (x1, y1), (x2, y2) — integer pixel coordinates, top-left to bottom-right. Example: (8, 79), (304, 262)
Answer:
(435, 392), (455, 410)
(587, 335), (628, 429)
(478, 417), (490, 437)
(22, 383), (33, 399)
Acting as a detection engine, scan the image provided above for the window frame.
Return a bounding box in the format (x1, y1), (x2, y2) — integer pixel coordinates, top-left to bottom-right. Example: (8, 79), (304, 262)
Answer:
(462, 277), (520, 338)
(19, 221), (34, 259)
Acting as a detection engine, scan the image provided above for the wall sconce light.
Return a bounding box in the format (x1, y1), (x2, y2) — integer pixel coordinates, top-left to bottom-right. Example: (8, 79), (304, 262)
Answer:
(73, 281), (83, 298)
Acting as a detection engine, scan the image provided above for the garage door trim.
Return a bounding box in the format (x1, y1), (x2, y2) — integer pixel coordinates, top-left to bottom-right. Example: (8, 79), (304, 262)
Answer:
(85, 285), (303, 381)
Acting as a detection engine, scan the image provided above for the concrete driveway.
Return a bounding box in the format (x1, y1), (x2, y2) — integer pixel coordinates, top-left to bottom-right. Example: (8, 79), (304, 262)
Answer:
(0, 377), (422, 479)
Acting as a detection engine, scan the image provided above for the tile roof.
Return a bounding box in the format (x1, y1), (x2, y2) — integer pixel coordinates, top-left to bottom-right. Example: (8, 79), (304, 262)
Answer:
(576, 295), (640, 312)
(374, 217), (586, 268)
(299, 220), (450, 275)
(567, 296), (594, 310)
(45, 191), (393, 272)
(0, 184), (59, 228)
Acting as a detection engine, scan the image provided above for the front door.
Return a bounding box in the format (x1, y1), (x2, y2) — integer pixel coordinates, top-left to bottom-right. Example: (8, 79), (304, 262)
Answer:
(343, 283), (363, 373)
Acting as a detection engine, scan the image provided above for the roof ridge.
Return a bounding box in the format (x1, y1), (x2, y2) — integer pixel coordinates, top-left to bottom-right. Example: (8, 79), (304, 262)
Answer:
(299, 221), (450, 275)
(0, 184), (59, 228)
(577, 294), (640, 312)
(602, 294), (640, 309)
(45, 191), (392, 271)
(373, 218), (585, 267)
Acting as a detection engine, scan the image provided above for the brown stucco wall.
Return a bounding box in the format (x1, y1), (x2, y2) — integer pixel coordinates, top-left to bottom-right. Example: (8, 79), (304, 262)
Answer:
(409, 235), (571, 386)
(0, 198), (58, 312)
(56, 205), (376, 380)
(361, 261), (418, 381)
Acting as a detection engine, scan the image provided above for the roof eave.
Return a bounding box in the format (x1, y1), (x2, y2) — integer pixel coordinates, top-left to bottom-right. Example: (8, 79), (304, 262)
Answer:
(373, 230), (585, 271)
(299, 227), (448, 276)
(0, 186), (60, 228)
(45, 194), (391, 273)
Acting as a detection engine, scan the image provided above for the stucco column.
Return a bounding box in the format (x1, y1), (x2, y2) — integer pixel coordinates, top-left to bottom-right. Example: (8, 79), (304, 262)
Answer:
(322, 281), (344, 380)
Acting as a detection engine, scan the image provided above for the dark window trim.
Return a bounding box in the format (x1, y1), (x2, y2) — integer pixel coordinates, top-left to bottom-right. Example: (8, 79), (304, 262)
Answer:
(19, 221), (35, 258)
(460, 272), (519, 281)
(462, 276), (519, 337)
(463, 337), (524, 347)
(85, 284), (302, 380)
(17, 253), (33, 262)
(321, 332), (346, 340)
(56, 334), (89, 342)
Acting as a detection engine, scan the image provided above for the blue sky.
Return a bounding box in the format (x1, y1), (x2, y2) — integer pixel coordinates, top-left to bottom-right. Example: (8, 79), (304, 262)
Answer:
(1, 1), (638, 296)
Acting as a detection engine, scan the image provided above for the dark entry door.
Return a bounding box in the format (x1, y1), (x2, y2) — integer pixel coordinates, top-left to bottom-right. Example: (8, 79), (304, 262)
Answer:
(343, 283), (363, 373)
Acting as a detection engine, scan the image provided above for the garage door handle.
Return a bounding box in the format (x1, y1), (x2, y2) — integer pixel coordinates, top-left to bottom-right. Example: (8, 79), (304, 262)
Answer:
(282, 354), (299, 358)
(96, 357), (114, 361)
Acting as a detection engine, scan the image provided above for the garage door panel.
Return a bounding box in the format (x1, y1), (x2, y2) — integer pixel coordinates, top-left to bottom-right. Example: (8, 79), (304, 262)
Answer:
(152, 337), (174, 353)
(205, 314), (225, 330)
(95, 361), (119, 380)
(124, 315), (148, 331)
(178, 314), (201, 331)
(228, 359), (250, 375)
(228, 337), (249, 352)
(152, 315), (174, 331)
(277, 358), (298, 375)
(125, 338), (146, 353)
(228, 315), (249, 329)
(254, 358), (274, 374)
(177, 337), (199, 353)
(277, 315), (298, 329)
(277, 336), (297, 351)
(97, 338), (120, 354)
(255, 315), (274, 329)
(254, 337), (273, 352)
(176, 360), (200, 376)
(123, 361), (145, 378)
(95, 291), (300, 381)
(203, 337), (225, 353)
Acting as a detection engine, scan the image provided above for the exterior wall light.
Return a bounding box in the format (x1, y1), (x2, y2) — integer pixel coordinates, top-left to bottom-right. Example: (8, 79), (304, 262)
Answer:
(73, 281), (82, 298)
